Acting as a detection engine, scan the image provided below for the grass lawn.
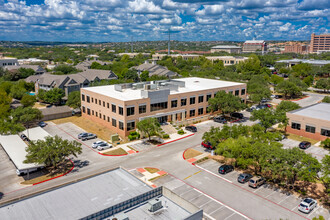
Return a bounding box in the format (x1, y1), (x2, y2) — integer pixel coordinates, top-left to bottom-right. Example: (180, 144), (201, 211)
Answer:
(184, 148), (202, 160)
(50, 116), (121, 142)
(33, 102), (47, 109)
(102, 147), (128, 155)
(144, 167), (160, 174)
(287, 133), (319, 145)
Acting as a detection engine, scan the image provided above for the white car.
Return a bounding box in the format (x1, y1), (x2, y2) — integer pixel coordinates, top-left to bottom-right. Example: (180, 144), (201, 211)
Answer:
(92, 141), (104, 149)
(97, 143), (112, 151)
(298, 198), (317, 214)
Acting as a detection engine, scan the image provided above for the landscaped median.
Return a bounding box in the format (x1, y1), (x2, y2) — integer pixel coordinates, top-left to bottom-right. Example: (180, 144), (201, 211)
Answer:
(183, 148), (209, 164)
(136, 167), (168, 188)
(98, 144), (138, 156)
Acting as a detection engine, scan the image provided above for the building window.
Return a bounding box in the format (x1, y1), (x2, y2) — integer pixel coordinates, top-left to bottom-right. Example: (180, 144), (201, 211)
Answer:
(235, 90), (239, 96)
(190, 97), (196, 105)
(107, 116), (110, 122)
(99, 100), (101, 105)
(107, 103), (109, 108)
(189, 109), (195, 117)
(95, 98), (97, 104)
(82, 94), (85, 101)
(96, 112), (98, 117)
(103, 101), (105, 107)
(99, 113), (102, 119)
(92, 110), (94, 115)
(103, 115), (105, 120)
(112, 118), (116, 127)
(291, 122), (301, 130)
(119, 106), (123, 115)
(321, 128), (330, 137)
(86, 96), (90, 103)
(127, 121), (135, 131)
(91, 97), (94, 103)
(119, 121), (124, 130)
(241, 88), (246, 95)
(87, 108), (90, 115)
(306, 125), (315, 133)
(150, 102), (168, 112)
(82, 106), (86, 113)
(139, 105), (146, 114)
(171, 100), (178, 108)
(198, 108), (203, 115)
(198, 95), (204, 103)
(127, 106), (135, 116)
(206, 94), (212, 102)
(181, 98), (187, 106)
(112, 104), (116, 113)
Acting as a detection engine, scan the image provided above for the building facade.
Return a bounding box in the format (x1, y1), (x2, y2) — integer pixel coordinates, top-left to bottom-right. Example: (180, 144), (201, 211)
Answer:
(310, 33), (330, 53)
(243, 40), (267, 53)
(286, 103), (330, 141)
(210, 45), (242, 54)
(0, 57), (19, 67)
(283, 43), (308, 54)
(152, 53), (200, 61)
(81, 77), (246, 137)
(206, 56), (248, 66)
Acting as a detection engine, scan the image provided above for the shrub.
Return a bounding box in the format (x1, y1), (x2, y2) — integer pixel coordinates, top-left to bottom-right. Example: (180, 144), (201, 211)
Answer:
(128, 131), (140, 141)
(163, 134), (170, 139)
(321, 138), (330, 149)
(178, 129), (184, 135)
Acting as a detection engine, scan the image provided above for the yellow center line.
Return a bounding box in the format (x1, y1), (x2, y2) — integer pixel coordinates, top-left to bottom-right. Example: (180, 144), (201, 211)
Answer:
(184, 175), (192, 180)
(184, 170), (202, 180)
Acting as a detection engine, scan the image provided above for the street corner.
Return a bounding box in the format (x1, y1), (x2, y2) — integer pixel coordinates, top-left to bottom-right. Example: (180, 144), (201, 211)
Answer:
(183, 148), (210, 165)
(134, 167), (168, 188)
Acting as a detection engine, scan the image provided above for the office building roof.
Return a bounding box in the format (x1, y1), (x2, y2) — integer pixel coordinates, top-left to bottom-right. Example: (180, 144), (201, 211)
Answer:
(244, 40), (265, 44)
(288, 103), (330, 122)
(276, 59), (330, 65)
(211, 45), (241, 49)
(83, 77), (245, 101)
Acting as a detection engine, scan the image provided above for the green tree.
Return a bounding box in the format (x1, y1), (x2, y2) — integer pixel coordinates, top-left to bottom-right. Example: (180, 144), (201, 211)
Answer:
(320, 138), (330, 149)
(0, 119), (25, 135)
(10, 84), (27, 100)
(288, 77), (308, 91)
(24, 135), (82, 170)
(52, 64), (80, 75)
(320, 155), (330, 195)
(37, 89), (46, 101)
(270, 74), (284, 85)
(12, 107), (43, 130)
(276, 81), (301, 99)
(208, 91), (245, 116)
(315, 78), (330, 93)
(291, 63), (312, 77)
(140, 70), (149, 81)
(66, 91), (81, 109)
(247, 75), (271, 104)
(0, 81), (13, 94)
(18, 68), (35, 79)
(0, 90), (12, 118)
(44, 88), (65, 105)
(276, 101), (301, 113)
(322, 96), (330, 103)
(136, 118), (161, 141)
(250, 108), (279, 132)
(21, 94), (36, 107)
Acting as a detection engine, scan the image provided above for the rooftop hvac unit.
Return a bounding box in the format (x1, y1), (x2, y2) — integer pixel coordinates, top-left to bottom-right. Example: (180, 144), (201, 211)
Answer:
(148, 198), (163, 213)
(112, 213), (129, 220)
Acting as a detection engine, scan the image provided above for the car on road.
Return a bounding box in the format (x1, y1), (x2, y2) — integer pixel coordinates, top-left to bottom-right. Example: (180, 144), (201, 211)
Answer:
(218, 165), (234, 174)
(38, 121), (47, 127)
(185, 125), (197, 132)
(213, 116), (227, 124)
(201, 141), (214, 150)
(299, 141), (311, 150)
(298, 198), (317, 214)
(97, 142), (112, 151)
(230, 112), (243, 119)
(81, 133), (97, 141)
(92, 141), (105, 149)
(248, 176), (265, 188)
(237, 173), (253, 183)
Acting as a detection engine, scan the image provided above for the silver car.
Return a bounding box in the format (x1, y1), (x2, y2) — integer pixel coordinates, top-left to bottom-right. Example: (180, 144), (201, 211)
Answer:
(92, 141), (105, 149)
(97, 143), (112, 151)
(298, 198), (317, 214)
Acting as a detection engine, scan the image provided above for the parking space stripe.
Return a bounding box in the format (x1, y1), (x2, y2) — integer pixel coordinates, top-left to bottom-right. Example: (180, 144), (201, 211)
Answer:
(204, 213), (216, 220)
(224, 212), (236, 220)
(188, 193), (202, 202)
(195, 164), (233, 183)
(265, 190), (277, 198)
(200, 199), (213, 207)
(208, 206), (224, 215)
(307, 206), (320, 218)
(278, 195), (290, 204)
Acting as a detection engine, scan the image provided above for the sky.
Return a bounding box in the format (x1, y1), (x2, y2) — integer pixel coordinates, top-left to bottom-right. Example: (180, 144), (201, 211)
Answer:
(0, 0), (329, 42)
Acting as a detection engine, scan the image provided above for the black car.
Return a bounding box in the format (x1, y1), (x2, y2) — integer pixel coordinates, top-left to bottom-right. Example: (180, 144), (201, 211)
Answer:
(237, 173), (253, 183)
(230, 112), (244, 119)
(213, 116), (227, 124)
(218, 165), (234, 174)
(20, 134), (30, 142)
(185, 126), (197, 132)
(299, 141), (311, 149)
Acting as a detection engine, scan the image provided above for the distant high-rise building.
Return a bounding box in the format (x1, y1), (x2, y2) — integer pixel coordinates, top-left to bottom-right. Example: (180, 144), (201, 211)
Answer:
(283, 43), (308, 54)
(242, 40), (267, 53)
(310, 33), (330, 53)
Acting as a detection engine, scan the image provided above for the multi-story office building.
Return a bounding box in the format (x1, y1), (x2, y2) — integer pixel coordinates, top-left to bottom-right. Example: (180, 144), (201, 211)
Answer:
(206, 56), (248, 66)
(310, 33), (330, 53)
(283, 43), (308, 54)
(210, 45), (242, 54)
(243, 40), (267, 53)
(0, 57), (18, 67)
(81, 77), (246, 137)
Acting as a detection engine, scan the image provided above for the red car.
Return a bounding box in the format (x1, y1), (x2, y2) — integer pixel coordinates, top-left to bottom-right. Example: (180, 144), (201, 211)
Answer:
(201, 141), (214, 149)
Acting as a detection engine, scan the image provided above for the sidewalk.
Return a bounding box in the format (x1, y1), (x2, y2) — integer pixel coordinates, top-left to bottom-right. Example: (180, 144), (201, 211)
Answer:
(136, 167), (168, 188)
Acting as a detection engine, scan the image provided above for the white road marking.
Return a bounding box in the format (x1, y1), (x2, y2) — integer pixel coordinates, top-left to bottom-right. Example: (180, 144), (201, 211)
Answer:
(91, 197), (98, 201)
(307, 205), (320, 218)
(253, 186), (264, 193)
(224, 212), (236, 220)
(265, 190), (277, 198)
(204, 213), (216, 220)
(195, 164), (233, 183)
(200, 199), (213, 207)
(188, 193), (202, 202)
(291, 204), (299, 211)
(278, 195), (290, 204)
(209, 206), (224, 215)
(180, 188), (194, 196)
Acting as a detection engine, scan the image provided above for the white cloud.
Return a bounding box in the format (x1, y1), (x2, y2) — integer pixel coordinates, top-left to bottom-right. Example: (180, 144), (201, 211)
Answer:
(279, 23), (292, 32)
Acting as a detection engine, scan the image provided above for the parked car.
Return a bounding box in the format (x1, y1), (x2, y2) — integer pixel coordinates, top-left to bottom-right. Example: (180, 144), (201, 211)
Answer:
(230, 112), (243, 119)
(218, 165), (234, 174)
(299, 141), (311, 150)
(92, 141), (105, 149)
(255, 105), (267, 110)
(275, 134), (286, 141)
(20, 134), (30, 142)
(261, 99), (271, 103)
(201, 141), (214, 150)
(185, 125), (197, 132)
(298, 198), (317, 214)
(237, 173), (253, 183)
(213, 116), (227, 124)
(97, 143), (112, 151)
(81, 133), (97, 141)
(248, 176), (266, 188)
(78, 132), (88, 139)
(38, 121), (47, 127)
(264, 103), (272, 108)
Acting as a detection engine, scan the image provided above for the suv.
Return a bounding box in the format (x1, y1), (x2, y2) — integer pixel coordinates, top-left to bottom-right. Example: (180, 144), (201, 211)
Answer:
(81, 133), (97, 141)
(230, 112), (243, 119)
(213, 116), (227, 124)
(249, 176), (265, 188)
(218, 165), (234, 174)
(185, 126), (197, 132)
(201, 141), (214, 150)
(299, 141), (311, 150)
(237, 173), (253, 183)
(38, 121), (47, 127)
(298, 198), (317, 214)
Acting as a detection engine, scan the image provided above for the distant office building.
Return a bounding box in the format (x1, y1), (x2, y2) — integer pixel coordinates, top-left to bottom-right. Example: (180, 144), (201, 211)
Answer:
(276, 59), (330, 68)
(283, 43), (308, 54)
(310, 33), (330, 53)
(210, 45), (242, 54)
(243, 40), (267, 53)
(118, 52), (150, 58)
(206, 56), (248, 66)
(18, 58), (49, 65)
(0, 57), (18, 67)
(152, 53), (200, 61)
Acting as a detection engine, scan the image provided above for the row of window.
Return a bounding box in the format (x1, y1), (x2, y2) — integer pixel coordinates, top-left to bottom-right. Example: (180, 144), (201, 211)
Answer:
(291, 122), (330, 137)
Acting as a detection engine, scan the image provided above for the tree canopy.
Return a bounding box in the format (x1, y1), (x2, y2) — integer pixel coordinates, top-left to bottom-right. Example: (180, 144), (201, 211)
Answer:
(208, 90), (245, 115)
(43, 88), (65, 104)
(21, 94), (37, 107)
(66, 91), (81, 109)
(136, 118), (161, 141)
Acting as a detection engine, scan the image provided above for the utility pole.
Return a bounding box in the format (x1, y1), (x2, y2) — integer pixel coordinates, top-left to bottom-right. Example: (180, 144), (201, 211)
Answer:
(131, 36), (133, 53)
(168, 28), (170, 56)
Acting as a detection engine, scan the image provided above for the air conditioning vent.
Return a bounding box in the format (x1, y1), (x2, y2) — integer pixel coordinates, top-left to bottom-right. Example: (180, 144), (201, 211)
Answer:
(148, 198), (163, 213)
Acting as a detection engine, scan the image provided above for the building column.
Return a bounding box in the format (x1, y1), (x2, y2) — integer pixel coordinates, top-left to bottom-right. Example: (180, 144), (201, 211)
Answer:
(172, 113), (176, 122)
(182, 111), (185, 121)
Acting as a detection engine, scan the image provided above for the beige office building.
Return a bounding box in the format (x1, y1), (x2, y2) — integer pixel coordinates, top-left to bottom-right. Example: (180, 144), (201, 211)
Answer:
(206, 56), (248, 66)
(81, 77), (246, 137)
(210, 45), (242, 54)
(243, 40), (267, 53)
(310, 33), (330, 53)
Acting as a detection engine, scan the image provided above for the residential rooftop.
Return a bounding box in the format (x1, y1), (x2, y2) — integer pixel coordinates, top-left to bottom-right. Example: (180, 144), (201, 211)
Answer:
(288, 103), (330, 122)
(82, 77), (245, 101)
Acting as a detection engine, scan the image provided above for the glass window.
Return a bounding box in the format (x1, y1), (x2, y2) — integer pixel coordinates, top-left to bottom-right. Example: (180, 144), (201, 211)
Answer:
(228, 91), (233, 94)
(127, 106), (135, 116)
(198, 108), (203, 115)
(127, 121), (135, 131)
(103, 115), (105, 120)
(119, 121), (124, 130)
(150, 102), (168, 112)
(198, 95), (204, 103)
(99, 113), (102, 118)
(181, 98), (187, 106)
(82, 106), (86, 113)
(112, 104), (116, 113)
(190, 109), (195, 117)
(103, 101), (105, 107)
(119, 106), (123, 115)
(190, 97), (196, 105)
(235, 90), (239, 96)
(107, 116), (110, 122)
(95, 98), (98, 104)
(171, 100), (177, 108)
(321, 128), (330, 137)
(305, 125), (315, 133)
(214, 92), (217, 97)
(92, 110), (94, 115)
(291, 122), (301, 130)
(86, 96), (90, 103)
(241, 88), (246, 95)
(96, 112), (98, 117)
(139, 105), (146, 114)
(99, 100), (101, 105)
(91, 97), (94, 103)
(206, 94), (212, 101)
(107, 103), (109, 108)
(112, 118), (116, 127)
(87, 108), (90, 115)
(82, 94), (85, 101)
